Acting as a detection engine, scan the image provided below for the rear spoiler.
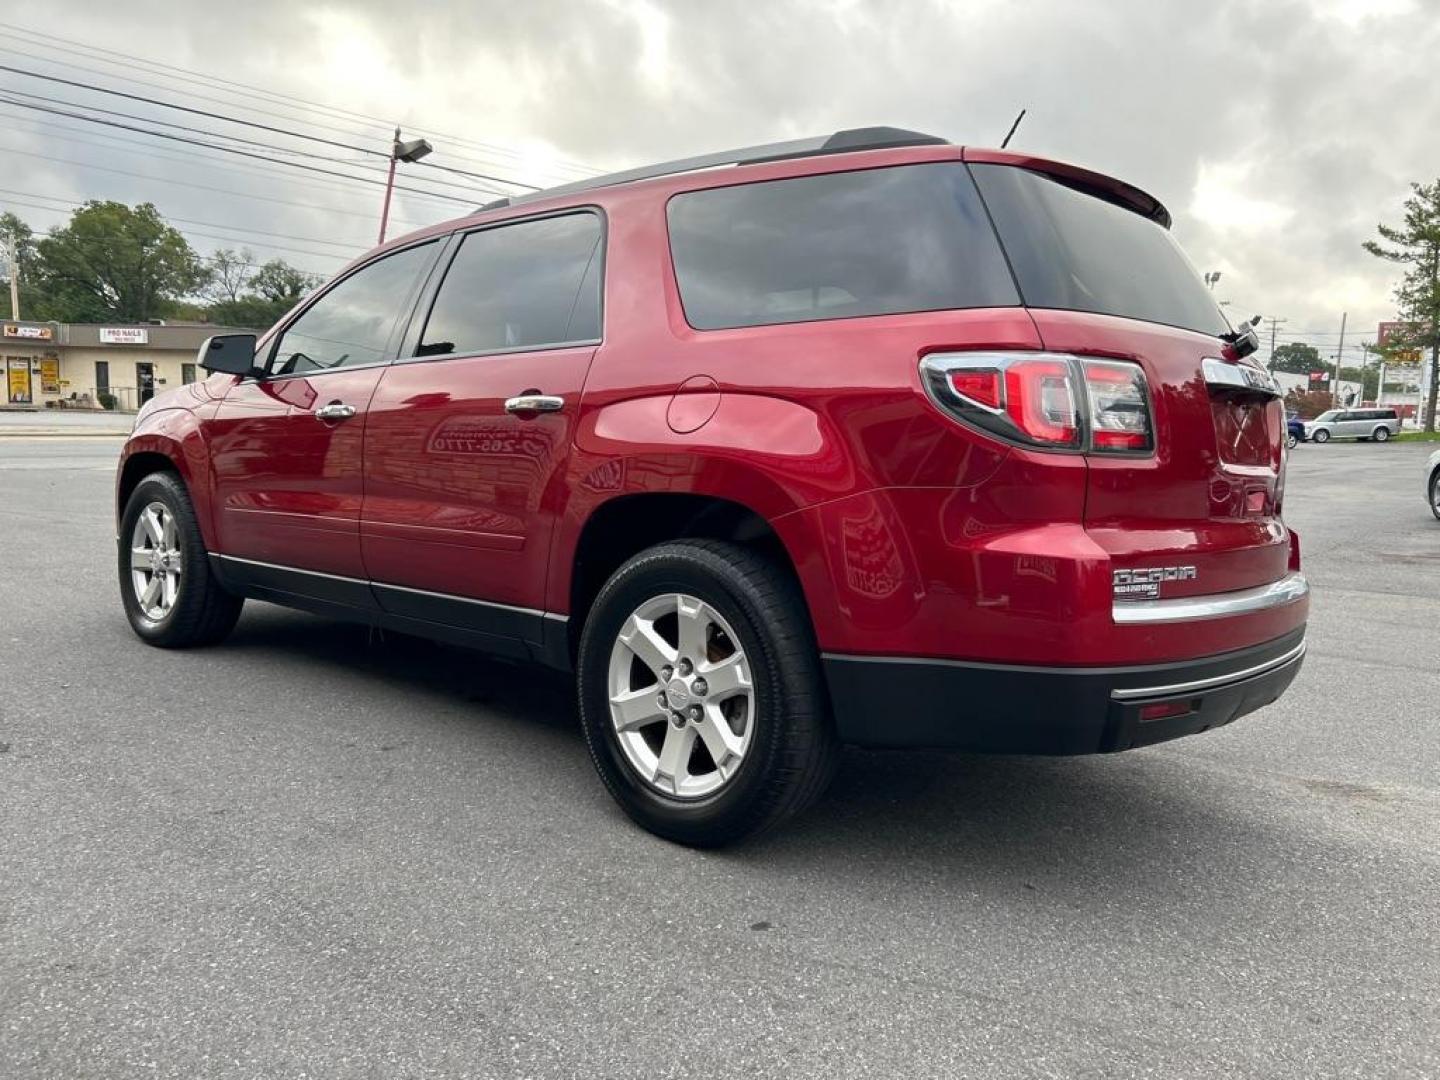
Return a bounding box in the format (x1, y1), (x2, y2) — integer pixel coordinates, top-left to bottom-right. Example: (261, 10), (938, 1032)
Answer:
(962, 148), (1172, 228)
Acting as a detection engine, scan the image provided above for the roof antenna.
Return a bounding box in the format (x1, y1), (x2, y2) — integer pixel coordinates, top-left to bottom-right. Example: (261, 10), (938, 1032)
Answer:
(1000, 109), (1026, 149)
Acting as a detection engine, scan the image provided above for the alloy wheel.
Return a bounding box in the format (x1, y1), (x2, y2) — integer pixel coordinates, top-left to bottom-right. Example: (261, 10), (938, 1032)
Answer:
(607, 592), (755, 798)
(129, 501), (183, 620)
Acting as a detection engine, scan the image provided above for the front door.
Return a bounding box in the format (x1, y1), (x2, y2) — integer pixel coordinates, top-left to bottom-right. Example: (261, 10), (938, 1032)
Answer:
(6, 357), (30, 404)
(136, 362), (154, 405)
(361, 211), (604, 631)
(207, 239), (441, 583)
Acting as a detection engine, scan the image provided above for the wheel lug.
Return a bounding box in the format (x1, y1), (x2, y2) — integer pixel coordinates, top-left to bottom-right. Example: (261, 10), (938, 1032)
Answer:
(691, 678), (707, 696)
(660, 666), (673, 681)
(678, 658), (693, 677)
(670, 711), (686, 727)
(688, 705), (703, 722)
(657, 691), (668, 707)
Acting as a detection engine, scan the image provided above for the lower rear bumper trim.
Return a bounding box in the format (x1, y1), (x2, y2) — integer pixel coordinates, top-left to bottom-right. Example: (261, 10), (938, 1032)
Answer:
(822, 627), (1306, 754)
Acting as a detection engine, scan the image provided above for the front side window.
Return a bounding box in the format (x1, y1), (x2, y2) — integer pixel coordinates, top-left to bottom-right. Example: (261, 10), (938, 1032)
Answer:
(270, 242), (437, 376)
(666, 163), (1019, 331)
(415, 212), (603, 358)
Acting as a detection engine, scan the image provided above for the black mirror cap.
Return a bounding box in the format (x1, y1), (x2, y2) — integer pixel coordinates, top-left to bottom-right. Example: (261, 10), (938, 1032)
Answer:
(198, 333), (259, 377)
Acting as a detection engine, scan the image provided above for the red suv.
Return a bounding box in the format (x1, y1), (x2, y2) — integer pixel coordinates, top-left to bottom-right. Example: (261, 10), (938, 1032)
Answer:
(117, 127), (1308, 845)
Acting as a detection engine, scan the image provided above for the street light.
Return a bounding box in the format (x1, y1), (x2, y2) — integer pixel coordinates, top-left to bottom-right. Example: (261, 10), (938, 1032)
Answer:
(1204, 271), (1222, 290)
(377, 127), (434, 244)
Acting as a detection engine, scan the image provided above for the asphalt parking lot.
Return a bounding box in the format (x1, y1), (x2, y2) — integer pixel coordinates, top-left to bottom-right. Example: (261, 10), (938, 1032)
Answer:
(1, 436), (1436, 1079)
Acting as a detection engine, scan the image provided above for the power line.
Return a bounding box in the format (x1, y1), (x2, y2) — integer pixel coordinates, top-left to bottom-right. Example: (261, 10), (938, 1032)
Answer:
(0, 20), (603, 180)
(0, 80), (498, 205)
(0, 141), (454, 227)
(0, 92), (508, 203)
(0, 59), (541, 194)
(0, 84), (379, 164)
(0, 105), (439, 223)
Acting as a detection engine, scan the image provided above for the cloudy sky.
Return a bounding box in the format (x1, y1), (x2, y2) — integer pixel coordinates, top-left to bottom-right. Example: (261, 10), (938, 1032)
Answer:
(3, 0), (1435, 363)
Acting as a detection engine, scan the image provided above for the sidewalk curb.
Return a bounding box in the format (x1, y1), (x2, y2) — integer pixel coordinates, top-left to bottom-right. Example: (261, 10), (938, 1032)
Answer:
(0, 431), (130, 438)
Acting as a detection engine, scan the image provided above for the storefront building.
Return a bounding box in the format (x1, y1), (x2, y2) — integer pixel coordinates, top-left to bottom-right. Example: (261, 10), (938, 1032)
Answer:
(3, 319), (251, 411)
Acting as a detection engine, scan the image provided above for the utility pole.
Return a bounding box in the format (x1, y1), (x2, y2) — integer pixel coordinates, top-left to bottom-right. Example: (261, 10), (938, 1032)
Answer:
(1332, 311), (1347, 407)
(1263, 316), (1287, 370)
(3, 231), (18, 320)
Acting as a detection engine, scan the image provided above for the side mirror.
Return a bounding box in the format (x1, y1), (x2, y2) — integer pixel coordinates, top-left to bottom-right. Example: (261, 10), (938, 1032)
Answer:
(198, 333), (260, 377)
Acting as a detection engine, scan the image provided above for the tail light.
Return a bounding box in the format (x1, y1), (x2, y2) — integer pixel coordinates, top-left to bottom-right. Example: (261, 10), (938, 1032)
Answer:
(921, 352), (1153, 454)
(1081, 359), (1153, 453)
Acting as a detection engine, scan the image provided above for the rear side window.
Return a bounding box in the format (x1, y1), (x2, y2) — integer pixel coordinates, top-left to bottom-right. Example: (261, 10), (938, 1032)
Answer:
(416, 211), (602, 357)
(666, 163), (1018, 330)
(970, 164), (1228, 337)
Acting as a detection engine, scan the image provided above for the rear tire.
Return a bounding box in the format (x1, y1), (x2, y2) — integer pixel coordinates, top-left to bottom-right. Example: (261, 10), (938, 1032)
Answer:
(1373, 426), (1390, 443)
(577, 540), (838, 847)
(119, 472), (243, 648)
(1312, 428), (1330, 444)
(1430, 470), (1440, 522)
(1286, 433), (1298, 449)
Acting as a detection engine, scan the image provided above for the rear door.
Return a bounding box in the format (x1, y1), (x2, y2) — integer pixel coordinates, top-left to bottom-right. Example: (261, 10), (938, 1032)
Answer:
(361, 211), (603, 632)
(209, 240), (440, 580)
(972, 163), (1290, 600)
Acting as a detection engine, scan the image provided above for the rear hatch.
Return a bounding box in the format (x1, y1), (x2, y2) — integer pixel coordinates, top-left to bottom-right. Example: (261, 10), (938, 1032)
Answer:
(970, 160), (1291, 601)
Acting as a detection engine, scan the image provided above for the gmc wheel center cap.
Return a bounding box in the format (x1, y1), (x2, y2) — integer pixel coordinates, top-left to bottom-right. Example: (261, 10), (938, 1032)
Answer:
(666, 679), (691, 708)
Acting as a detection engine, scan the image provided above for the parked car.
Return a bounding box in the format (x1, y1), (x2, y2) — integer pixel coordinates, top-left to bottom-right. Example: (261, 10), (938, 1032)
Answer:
(116, 127), (1310, 845)
(1426, 448), (1440, 521)
(1303, 407), (1401, 443)
(1286, 411), (1305, 449)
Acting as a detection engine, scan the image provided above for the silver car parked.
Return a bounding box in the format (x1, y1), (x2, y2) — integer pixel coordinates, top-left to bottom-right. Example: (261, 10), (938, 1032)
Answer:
(1304, 407), (1401, 444)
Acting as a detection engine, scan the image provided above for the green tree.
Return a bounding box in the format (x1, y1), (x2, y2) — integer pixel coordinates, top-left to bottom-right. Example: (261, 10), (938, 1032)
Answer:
(249, 259), (318, 306)
(1365, 179), (1440, 431)
(209, 257), (321, 330)
(1269, 342), (1323, 375)
(34, 201), (209, 322)
(0, 211), (42, 317)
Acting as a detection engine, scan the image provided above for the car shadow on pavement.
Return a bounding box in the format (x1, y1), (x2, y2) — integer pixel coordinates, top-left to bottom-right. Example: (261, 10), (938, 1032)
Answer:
(218, 606), (1283, 905)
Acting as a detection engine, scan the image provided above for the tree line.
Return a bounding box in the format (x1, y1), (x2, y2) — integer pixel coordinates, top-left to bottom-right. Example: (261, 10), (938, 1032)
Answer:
(0, 201), (324, 330)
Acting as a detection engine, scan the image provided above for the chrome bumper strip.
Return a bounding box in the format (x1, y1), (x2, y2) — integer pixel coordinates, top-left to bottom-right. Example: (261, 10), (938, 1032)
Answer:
(1112, 572), (1309, 625)
(1111, 638), (1306, 701)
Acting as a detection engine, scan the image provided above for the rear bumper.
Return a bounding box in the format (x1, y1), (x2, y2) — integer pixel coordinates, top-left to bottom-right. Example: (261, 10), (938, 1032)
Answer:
(823, 626), (1306, 753)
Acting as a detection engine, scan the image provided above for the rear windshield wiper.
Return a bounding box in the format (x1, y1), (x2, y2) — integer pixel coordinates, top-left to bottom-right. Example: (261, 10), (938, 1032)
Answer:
(1219, 315), (1261, 359)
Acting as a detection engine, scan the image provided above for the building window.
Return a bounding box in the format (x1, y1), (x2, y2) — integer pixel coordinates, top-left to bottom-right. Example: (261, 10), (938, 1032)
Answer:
(95, 360), (110, 393)
(181, 363), (197, 385)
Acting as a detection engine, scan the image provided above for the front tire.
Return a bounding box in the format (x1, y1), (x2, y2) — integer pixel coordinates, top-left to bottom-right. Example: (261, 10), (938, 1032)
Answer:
(1286, 432), (1298, 449)
(1430, 470), (1440, 522)
(119, 472), (243, 647)
(577, 540), (838, 847)
(1312, 428), (1331, 444)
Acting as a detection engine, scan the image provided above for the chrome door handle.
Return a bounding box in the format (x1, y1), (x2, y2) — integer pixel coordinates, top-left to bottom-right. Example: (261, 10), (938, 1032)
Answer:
(504, 394), (564, 414)
(314, 402), (357, 421)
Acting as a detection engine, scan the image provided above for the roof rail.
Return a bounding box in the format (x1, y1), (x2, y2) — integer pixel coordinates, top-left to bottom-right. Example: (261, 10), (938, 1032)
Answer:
(476, 126), (947, 212)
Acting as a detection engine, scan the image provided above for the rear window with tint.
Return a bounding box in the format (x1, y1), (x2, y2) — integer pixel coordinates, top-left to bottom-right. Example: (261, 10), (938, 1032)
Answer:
(970, 164), (1228, 337)
(666, 163), (1019, 330)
